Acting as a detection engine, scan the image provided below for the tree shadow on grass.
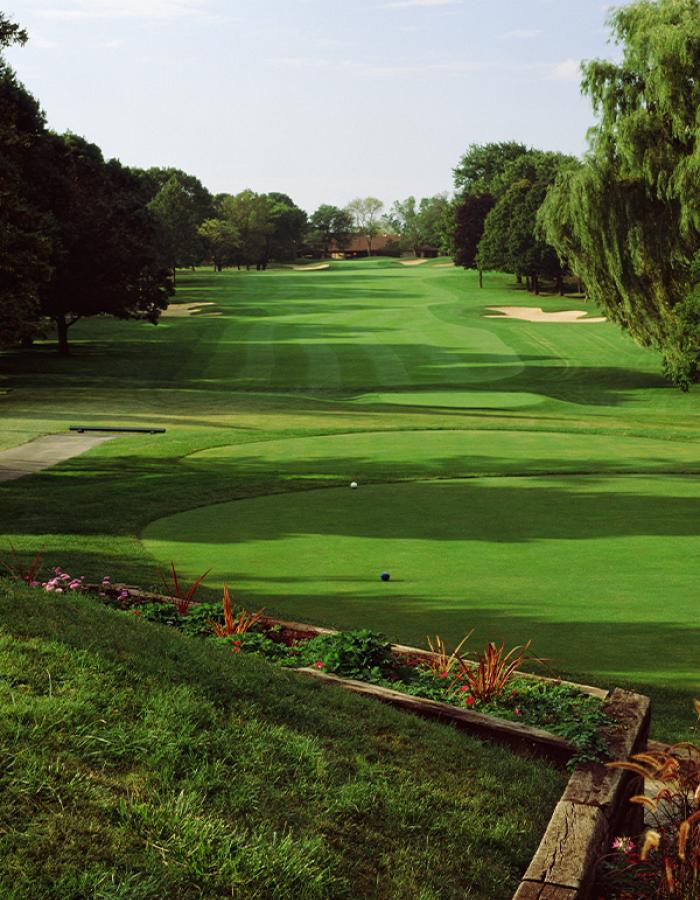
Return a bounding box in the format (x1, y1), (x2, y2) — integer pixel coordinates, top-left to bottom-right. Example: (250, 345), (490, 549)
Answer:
(138, 475), (700, 543)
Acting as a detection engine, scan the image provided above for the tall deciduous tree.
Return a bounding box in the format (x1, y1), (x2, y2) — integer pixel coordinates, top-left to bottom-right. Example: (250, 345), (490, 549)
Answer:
(539, 0), (700, 388)
(453, 141), (528, 198)
(148, 175), (207, 279)
(478, 151), (574, 293)
(388, 195), (451, 256)
(216, 190), (273, 268)
(264, 193), (308, 261)
(346, 197), (384, 256)
(198, 218), (240, 271)
(0, 13), (51, 346)
(450, 142), (530, 280)
(388, 196), (422, 256)
(453, 194), (495, 284)
(38, 134), (172, 354)
(307, 205), (353, 258)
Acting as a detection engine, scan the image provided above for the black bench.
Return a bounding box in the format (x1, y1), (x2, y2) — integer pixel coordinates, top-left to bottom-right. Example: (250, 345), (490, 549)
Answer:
(69, 426), (166, 434)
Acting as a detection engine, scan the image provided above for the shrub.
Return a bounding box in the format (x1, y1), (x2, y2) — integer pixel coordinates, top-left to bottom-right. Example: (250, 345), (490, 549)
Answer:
(180, 601), (225, 637)
(215, 631), (290, 661)
(139, 602), (183, 628)
(290, 629), (397, 681)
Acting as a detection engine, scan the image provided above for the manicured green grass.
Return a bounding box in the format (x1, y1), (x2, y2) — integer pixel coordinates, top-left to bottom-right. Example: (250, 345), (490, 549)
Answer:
(1, 260), (699, 740)
(0, 581), (563, 899)
(142, 476), (700, 689)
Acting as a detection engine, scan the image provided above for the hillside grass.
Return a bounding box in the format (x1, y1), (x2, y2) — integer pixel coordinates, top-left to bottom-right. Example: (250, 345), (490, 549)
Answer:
(0, 581), (564, 899)
(1, 260), (699, 740)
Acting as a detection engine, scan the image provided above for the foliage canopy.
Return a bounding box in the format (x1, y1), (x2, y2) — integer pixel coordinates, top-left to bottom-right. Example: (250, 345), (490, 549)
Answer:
(539, 0), (700, 388)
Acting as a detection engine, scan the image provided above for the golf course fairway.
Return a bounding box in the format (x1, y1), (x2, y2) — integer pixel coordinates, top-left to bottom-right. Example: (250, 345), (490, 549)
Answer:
(2, 260), (700, 735)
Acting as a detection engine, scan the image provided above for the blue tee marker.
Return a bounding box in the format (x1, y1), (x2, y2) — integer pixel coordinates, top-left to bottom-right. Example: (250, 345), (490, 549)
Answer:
(380, 572), (391, 582)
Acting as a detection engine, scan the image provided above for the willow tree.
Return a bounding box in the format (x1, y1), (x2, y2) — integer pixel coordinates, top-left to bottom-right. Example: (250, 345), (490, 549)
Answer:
(539, 0), (700, 388)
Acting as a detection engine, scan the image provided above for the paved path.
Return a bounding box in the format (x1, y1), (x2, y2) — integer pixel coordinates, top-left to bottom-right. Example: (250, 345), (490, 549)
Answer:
(0, 433), (116, 482)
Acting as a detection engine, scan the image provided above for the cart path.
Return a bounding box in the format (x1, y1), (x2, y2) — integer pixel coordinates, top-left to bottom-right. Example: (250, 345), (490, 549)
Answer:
(0, 433), (116, 482)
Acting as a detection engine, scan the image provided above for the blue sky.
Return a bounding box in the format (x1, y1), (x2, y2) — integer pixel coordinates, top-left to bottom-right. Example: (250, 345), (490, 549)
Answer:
(5, 0), (627, 213)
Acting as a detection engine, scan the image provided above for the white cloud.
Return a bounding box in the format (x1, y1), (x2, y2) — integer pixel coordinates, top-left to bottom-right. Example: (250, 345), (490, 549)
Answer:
(383, 0), (462, 8)
(36, 0), (216, 20)
(270, 56), (334, 69)
(549, 58), (581, 81)
(501, 29), (544, 40)
(270, 55), (493, 79)
(31, 35), (60, 48)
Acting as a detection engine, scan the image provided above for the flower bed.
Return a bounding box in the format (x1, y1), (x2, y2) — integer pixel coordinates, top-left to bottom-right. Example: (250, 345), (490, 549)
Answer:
(55, 575), (611, 767)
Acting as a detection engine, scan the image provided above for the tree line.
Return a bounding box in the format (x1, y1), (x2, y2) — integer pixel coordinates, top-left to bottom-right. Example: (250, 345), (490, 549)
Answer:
(0, 10), (451, 354)
(2, 1), (699, 385)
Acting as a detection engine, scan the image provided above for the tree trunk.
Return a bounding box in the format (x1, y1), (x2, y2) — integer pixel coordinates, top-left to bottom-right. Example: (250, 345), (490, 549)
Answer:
(556, 273), (564, 296)
(56, 314), (69, 356)
(479, 268), (483, 289)
(516, 274), (522, 285)
(367, 235), (372, 257)
(525, 275), (532, 292)
(533, 274), (540, 295)
(577, 276), (583, 296)
(172, 266), (177, 285)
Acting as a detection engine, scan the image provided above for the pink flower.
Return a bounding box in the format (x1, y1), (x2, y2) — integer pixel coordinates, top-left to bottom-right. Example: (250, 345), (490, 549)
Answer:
(53, 567), (62, 575)
(438, 671), (449, 679)
(30, 580), (39, 588)
(465, 696), (475, 706)
(514, 707), (521, 716)
(60, 573), (71, 581)
(314, 660), (325, 669)
(55, 588), (64, 594)
(102, 576), (111, 583)
(612, 836), (635, 854)
(69, 580), (82, 590)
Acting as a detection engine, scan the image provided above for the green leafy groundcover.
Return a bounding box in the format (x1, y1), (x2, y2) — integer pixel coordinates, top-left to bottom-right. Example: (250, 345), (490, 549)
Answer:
(135, 600), (610, 766)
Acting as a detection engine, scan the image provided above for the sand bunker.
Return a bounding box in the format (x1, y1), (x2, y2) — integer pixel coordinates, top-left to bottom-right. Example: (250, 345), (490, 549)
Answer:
(293, 263), (330, 271)
(433, 262), (456, 268)
(484, 306), (607, 324)
(398, 259), (430, 266)
(161, 302), (221, 318)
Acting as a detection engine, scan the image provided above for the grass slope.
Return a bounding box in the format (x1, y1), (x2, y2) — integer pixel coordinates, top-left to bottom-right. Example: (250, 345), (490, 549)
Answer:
(1, 261), (699, 739)
(0, 582), (563, 899)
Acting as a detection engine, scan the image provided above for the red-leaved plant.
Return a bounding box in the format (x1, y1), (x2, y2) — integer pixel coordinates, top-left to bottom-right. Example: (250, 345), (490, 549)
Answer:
(211, 584), (264, 637)
(1, 545), (43, 586)
(425, 631), (473, 677)
(160, 562), (210, 616)
(461, 640), (531, 702)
